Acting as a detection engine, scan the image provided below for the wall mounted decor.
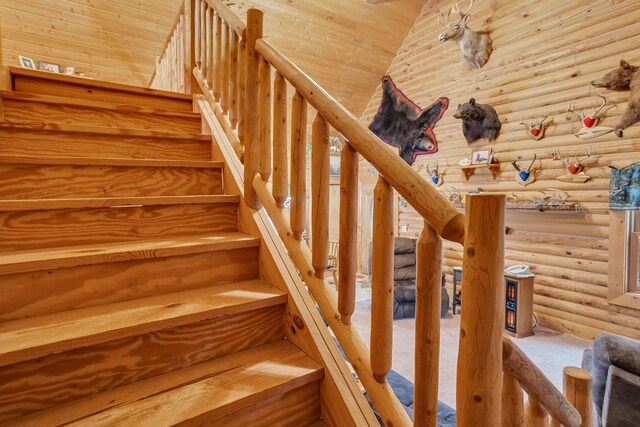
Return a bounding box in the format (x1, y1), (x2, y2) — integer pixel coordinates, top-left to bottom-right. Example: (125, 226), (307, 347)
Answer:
(453, 98), (501, 144)
(506, 191), (583, 212)
(511, 154), (537, 187)
(369, 75), (448, 165)
(553, 147), (592, 183)
(425, 162), (444, 186)
(519, 113), (550, 141)
(328, 136), (343, 152)
(438, 0), (492, 68)
(609, 162), (640, 209)
(566, 90), (613, 139)
(592, 59), (640, 138)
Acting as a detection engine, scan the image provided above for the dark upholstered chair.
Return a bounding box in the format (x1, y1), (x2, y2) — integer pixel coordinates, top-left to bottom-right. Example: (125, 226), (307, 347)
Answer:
(582, 333), (640, 426)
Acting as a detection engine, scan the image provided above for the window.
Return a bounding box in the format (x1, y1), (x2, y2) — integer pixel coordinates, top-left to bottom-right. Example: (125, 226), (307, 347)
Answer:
(609, 211), (640, 308)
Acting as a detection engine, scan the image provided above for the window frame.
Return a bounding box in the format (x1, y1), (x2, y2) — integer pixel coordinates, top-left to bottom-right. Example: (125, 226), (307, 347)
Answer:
(608, 210), (640, 309)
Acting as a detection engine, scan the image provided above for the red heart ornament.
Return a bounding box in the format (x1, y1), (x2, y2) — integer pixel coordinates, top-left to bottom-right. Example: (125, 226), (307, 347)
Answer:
(531, 128), (540, 137)
(568, 164), (580, 174)
(583, 116), (596, 128)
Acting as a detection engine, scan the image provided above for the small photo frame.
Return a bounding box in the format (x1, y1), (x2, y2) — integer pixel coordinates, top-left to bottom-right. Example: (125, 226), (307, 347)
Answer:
(18, 55), (36, 69)
(471, 149), (494, 165)
(38, 61), (61, 73)
(64, 66), (75, 76)
(329, 154), (341, 178)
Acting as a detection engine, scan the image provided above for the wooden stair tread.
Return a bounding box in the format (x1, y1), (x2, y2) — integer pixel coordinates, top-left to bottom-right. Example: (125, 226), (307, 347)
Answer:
(306, 421), (329, 427)
(0, 232), (260, 275)
(0, 154), (223, 169)
(13, 341), (322, 427)
(0, 279), (287, 368)
(1, 90), (202, 119)
(0, 120), (212, 141)
(0, 195), (239, 211)
(9, 67), (193, 102)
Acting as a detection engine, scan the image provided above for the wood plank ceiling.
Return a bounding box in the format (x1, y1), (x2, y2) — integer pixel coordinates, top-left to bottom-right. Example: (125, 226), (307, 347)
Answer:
(0, 0), (423, 116)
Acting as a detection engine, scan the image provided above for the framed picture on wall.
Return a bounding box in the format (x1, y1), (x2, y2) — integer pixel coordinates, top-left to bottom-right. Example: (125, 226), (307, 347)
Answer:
(18, 55), (36, 69)
(471, 149), (494, 165)
(329, 154), (341, 178)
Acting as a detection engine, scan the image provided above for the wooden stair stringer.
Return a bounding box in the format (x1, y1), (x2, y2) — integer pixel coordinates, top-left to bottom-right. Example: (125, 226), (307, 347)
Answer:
(198, 96), (378, 427)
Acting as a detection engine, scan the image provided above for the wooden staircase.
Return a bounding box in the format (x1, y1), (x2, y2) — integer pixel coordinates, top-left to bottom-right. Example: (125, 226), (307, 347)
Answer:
(0, 69), (328, 426)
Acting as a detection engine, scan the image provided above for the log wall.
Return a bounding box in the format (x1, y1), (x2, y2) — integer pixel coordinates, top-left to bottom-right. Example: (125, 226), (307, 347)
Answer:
(359, 0), (640, 341)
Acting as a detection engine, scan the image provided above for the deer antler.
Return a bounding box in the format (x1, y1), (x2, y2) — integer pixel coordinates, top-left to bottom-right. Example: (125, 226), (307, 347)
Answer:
(438, 7), (454, 25)
(553, 148), (570, 169)
(567, 101), (585, 121)
(511, 160), (521, 172)
(591, 93), (607, 117)
(577, 146), (592, 164)
(527, 154), (537, 172)
(538, 112), (550, 126)
(452, 0), (474, 16)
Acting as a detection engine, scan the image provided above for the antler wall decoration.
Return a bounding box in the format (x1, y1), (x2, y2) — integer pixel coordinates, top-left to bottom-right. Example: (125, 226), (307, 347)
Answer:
(553, 146), (592, 183)
(566, 89), (613, 139)
(511, 154), (537, 186)
(438, 0), (493, 68)
(520, 113), (551, 141)
(425, 162), (444, 186)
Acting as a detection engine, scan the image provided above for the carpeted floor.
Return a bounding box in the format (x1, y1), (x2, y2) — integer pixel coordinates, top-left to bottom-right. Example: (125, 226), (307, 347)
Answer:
(350, 297), (592, 409)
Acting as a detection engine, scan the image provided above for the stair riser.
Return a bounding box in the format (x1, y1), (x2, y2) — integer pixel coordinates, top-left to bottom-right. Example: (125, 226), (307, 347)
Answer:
(13, 75), (194, 111)
(3, 99), (202, 133)
(0, 203), (238, 251)
(202, 382), (321, 427)
(0, 306), (285, 423)
(0, 128), (211, 161)
(0, 247), (260, 322)
(0, 164), (223, 199)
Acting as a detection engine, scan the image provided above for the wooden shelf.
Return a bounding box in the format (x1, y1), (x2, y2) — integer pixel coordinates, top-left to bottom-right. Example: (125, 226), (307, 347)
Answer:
(459, 163), (500, 181)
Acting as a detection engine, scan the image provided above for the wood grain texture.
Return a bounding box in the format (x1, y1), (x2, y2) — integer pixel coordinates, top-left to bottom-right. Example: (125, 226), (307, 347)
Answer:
(0, 246), (259, 322)
(366, 0), (640, 340)
(0, 306), (285, 423)
(311, 113), (330, 279)
(502, 372), (525, 427)
(0, 163), (223, 199)
(0, 202), (238, 251)
(272, 72), (288, 208)
(290, 90), (307, 240)
(563, 367), (593, 427)
(0, 126), (211, 161)
(338, 142), (358, 325)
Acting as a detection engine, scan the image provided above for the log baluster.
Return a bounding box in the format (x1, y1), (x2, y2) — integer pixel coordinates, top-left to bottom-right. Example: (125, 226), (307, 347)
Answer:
(229, 30), (239, 128)
(243, 8), (263, 209)
(563, 367), (592, 427)
(221, 22), (231, 114)
(185, 0), (198, 93)
(213, 13), (222, 100)
(457, 194), (505, 426)
(414, 221), (442, 427)
(338, 141), (357, 325)
(502, 372), (525, 427)
(194, 0), (201, 68)
(257, 57), (271, 182)
(290, 91), (307, 239)
(199, 0), (205, 70)
(525, 397), (550, 427)
(237, 34), (247, 149)
(204, 6), (212, 85)
(272, 72), (288, 208)
(371, 175), (394, 383)
(311, 114), (329, 279)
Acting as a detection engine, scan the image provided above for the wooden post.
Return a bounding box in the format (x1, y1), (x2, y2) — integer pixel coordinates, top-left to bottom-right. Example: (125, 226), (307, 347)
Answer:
(204, 5), (212, 85)
(457, 194), (505, 427)
(258, 57), (271, 182)
(243, 8), (263, 209)
(371, 176), (394, 383)
(414, 221), (442, 427)
(290, 91), (307, 240)
(563, 367), (593, 427)
(502, 373), (525, 427)
(194, 0), (201, 68)
(237, 34), (246, 149)
(221, 22), (231, 114)
(525, 397), (550, 427)
(184, 0), (199, 93)
(213, 14), (223, 100)
(312, 114), (330, 279)
(272, 72), (288, 208)
(338, 141), (358, 325)
(229, 30), (239, 128)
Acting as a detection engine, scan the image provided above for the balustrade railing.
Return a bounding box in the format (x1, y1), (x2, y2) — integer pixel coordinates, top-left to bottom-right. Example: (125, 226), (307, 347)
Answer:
(151, 3), (591, 426)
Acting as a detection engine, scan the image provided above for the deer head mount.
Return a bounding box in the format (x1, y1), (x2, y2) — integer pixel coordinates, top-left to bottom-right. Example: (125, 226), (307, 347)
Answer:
(511, 154), (537, 186)
(425, 162), (444, 186)
(566, 88), (613, 139)
(438, 0), (493, 69)
(552, 146), (592, 183)
(520, 113), (551, 141)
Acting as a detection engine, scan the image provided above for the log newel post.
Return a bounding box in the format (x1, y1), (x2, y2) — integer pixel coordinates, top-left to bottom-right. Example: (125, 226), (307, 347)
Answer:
(290, 91), (307, 240)
(243, 8), (263, 209)
(371, 175), (394, 383)
(457, 194), (505, 426)
(563, 367), (592, 427)
(502, 372), (525, 427)
(414, 221), (442, 427)
(311, 114), (330, 279)
(272, 72), (288, 208)
(338, 141), (358, 325)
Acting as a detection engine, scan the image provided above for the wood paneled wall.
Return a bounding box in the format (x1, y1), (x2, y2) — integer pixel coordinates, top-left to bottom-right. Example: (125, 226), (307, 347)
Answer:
(0, 0), (182, 86)
(360, 0), (640, 341)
